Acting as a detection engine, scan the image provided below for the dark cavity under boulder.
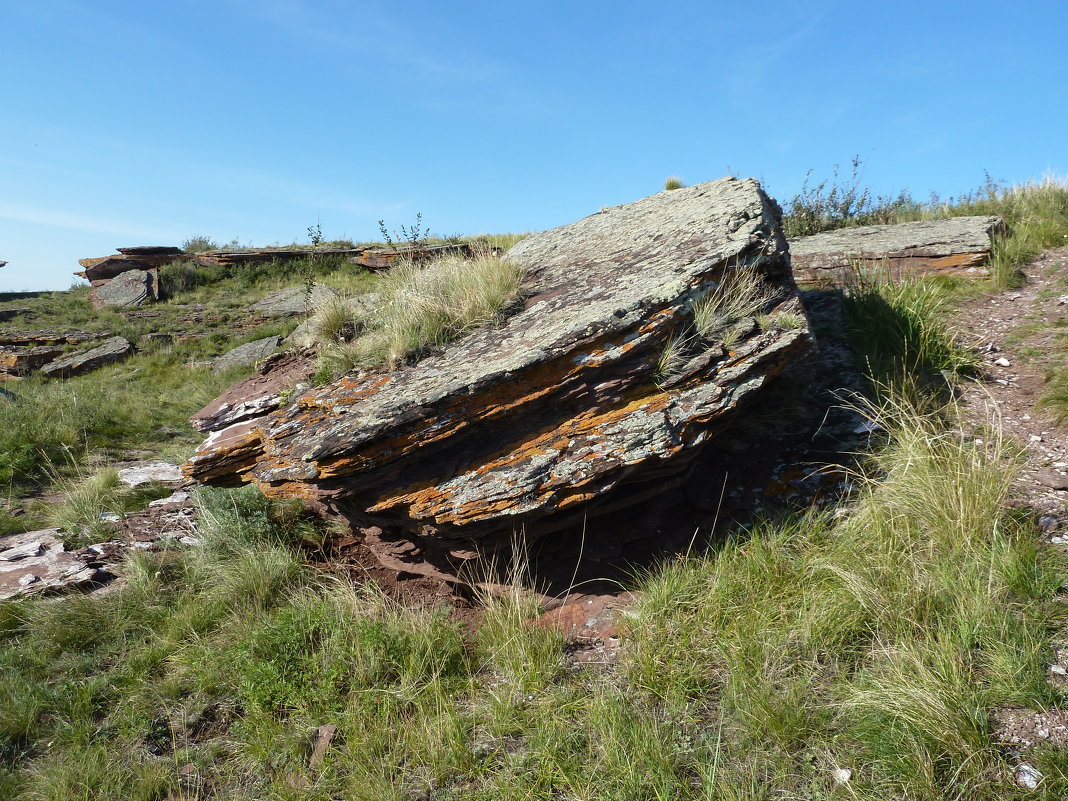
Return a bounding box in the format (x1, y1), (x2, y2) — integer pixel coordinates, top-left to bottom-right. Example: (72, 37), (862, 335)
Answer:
(184, 177), (811, 564)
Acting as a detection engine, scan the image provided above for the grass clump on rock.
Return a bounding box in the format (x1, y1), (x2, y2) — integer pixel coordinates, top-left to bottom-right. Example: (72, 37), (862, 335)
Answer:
(314, 248), (525, 376)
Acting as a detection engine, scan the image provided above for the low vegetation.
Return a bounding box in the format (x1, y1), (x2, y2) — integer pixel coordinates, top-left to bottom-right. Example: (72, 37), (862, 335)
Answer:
(313, 248), (525, 376)
(782, 161), (1068, 290)
(1, 177), (1067, 798)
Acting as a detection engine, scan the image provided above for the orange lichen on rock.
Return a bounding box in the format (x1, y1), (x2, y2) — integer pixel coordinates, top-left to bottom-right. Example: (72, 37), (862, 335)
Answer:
(184, 177), (813, 555)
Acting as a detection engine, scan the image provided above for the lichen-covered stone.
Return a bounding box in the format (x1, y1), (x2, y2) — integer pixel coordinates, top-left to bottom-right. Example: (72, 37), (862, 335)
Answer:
(212, 336), (282, 374)
(184, 178), (811, 555)
(88, 268), (157, 309)
(789, 216), (1006, 287)
(40, 336), (134, 378)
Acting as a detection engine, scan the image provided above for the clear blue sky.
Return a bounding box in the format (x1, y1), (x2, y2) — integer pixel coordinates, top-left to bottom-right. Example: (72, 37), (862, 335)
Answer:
(2, 0), (1066, 291)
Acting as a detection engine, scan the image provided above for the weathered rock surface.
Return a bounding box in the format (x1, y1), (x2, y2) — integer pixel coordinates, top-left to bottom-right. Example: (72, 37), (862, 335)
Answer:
(192, 350), (317, 432)
(118, 461), (184, 488)
(789, 215), (1006, 287)
(88, 268), (158, 309)
(0, 345), (64, 376)
(0, 331), (97, 346)
(249, 287), (313, 318)
(0, 529), (109, 600)
(186, 178), (810, 565)
(41, 336), (134, 378)
(212, 335), (281, 373)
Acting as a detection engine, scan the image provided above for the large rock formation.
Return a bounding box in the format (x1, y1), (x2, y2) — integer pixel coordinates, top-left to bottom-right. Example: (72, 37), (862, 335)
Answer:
(184, 178), (811, 566)
(789, 215), (1006, 287)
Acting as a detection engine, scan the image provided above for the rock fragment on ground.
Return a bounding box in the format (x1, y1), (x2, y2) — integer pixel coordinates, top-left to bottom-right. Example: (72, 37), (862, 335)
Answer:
(40, 336), (134, 378)
(0, 529), (109, 600)
(212, 336), (282, 374)
(185, 177), (811, 571)
(118, 461), (184, 488)
(789, 216), (1006, 287)
(0, 345), (64, 376)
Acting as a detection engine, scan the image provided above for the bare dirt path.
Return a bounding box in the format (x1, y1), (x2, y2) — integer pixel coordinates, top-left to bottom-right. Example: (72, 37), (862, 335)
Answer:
(955, 245), (1068, 524)
(953, 246), (1068, 769)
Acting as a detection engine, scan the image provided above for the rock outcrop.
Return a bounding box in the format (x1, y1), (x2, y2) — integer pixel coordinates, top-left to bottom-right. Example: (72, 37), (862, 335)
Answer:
(76, 247), (182, 284)
(184, 178), (811, 567)
(41, 336), (134, 378)
(789, 215), (1006, 287)
(88, 268), (158, 309)
(193, 243), (476, 270)
(0, 345), (64, 377)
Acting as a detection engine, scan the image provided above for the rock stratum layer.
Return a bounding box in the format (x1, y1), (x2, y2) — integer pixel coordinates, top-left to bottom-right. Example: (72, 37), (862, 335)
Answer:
(184, 178), (811, 558)
(789, 215), (1006, 287)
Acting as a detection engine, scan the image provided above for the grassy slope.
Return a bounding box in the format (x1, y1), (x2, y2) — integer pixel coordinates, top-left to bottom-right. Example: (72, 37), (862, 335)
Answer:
(1, 195), (1068, 798)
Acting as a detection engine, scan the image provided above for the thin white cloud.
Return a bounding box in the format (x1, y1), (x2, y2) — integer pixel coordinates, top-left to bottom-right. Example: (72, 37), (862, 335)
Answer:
(0, 201), (175, 241)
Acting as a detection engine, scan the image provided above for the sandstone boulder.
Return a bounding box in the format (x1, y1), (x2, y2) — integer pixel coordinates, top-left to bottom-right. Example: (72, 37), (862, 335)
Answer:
(0, 345), (64, 376)
(212, 336), (281, 374)
(41, 336), (134, 378)
(789, 215), (1006, 287)
(88, 268), (158, 309)
(184, 178), (811, 563)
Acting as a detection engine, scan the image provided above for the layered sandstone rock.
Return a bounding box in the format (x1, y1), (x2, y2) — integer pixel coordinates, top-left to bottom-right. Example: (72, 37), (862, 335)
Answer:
(41, 336), (134, 378)
(789, 215), (1006, 287)
(184, 178), (811, 560)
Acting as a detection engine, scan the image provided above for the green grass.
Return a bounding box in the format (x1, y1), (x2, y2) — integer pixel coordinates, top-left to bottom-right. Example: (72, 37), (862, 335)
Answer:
(843, 274), (980, 392)
(0, 340), (275, 496)
(783, 162), (1068, 290)
(315, 248), (525, 375)
(1, 389), (1064, 799)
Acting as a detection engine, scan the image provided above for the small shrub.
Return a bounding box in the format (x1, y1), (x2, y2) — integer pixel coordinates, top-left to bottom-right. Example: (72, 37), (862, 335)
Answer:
(181, 235), (218, 253)
(782, 156), (920, 238)
(664, 176), (685, 191)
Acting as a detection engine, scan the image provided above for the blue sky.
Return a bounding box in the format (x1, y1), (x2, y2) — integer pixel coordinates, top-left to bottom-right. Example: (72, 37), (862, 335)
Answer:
(2, 0), (1066, 291)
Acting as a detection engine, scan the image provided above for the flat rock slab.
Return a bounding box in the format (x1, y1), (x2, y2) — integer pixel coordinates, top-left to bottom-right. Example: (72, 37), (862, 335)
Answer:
(41, 336), (134, 378)
(0, 331), (98, 346)
(0, 529), (106, 600)
(185, 177), (811, 563)
(118, 461), (184, 488)
(88, 268), (158, 309)
(249, 287), (312, 318)
(788, 215), (1006, 287)
(212, 336), (281, 374)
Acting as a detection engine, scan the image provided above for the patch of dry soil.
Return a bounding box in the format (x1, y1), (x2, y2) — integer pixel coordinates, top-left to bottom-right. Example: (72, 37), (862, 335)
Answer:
(950, 247), (1068, 758)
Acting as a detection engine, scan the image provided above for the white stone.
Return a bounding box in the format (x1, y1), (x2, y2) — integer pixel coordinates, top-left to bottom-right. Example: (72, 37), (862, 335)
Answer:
(831, 768), (852, 785)
(118, 461), (184, 488)
(994, 357), (1011, 367)
(1015, 763), (1043, 790)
